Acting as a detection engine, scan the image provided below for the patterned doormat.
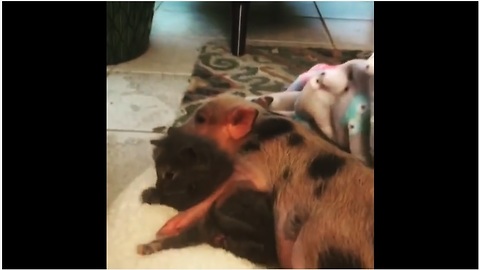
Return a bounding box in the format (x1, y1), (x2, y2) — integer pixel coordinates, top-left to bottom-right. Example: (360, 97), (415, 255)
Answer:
(153, 41), (372, 132)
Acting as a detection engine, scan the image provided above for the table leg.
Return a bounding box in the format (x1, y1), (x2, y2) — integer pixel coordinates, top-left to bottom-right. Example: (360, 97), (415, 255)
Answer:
(231, 2), (250, 56)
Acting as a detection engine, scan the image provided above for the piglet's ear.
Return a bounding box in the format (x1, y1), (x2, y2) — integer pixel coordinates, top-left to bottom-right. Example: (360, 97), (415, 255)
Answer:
(227, 106), (259, 140)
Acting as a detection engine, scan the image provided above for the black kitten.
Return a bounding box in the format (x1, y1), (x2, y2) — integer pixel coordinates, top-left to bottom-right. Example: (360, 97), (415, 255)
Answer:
(139, 128), (278, 267)
(142, 128), (234, 210)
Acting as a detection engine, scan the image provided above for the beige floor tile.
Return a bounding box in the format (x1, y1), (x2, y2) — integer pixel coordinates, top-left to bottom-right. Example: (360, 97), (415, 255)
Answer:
(150, 10), (230, 40)
(110, 36), (220, 74)
(325, 19), (374, 50)
(107, 72), (187, 132)
(247, 17), (332, 48)
(107, 131), (165, 208)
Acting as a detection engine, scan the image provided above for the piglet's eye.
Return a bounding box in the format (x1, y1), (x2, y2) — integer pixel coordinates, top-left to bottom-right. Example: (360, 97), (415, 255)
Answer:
(163, 171), (175, 180)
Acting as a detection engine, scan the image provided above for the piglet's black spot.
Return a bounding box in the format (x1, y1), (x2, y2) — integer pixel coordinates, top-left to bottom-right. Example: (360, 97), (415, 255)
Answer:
(308, 153), (346, 180)
(287, 132), (304, 146)
(255, 118), (294, 141)
(241, 140), (261, 153)
(282, 167), (291, 181)
(317, 247), (363, 269)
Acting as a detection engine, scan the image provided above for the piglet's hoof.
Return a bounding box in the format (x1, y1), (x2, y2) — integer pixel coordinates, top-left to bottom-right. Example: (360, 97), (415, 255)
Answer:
(137, 244), (155, 256)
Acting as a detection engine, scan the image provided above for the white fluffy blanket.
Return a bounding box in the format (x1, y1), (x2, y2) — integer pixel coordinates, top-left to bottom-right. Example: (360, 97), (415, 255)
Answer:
(107, 166), (262, 269)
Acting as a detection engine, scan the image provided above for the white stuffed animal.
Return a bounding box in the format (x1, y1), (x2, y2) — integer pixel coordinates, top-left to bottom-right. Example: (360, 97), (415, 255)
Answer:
(294, 59), (367, 140)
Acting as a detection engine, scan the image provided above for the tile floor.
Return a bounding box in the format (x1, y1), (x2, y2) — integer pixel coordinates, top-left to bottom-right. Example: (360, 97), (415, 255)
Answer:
(107, 1), (374, 208)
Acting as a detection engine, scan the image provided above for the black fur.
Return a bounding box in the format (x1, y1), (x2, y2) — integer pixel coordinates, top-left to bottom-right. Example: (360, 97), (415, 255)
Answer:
(146, 130), (234, 211)
(210, 190), (278, 267)
(287, 132), (304, 146)
(308, 153), (346, 180)
(142, 130), (278, 267)
(141, 187), (162, 204)
(241, 140), (261, 153)
(317, 247), (363, 269)
(254, 117), (294, 141)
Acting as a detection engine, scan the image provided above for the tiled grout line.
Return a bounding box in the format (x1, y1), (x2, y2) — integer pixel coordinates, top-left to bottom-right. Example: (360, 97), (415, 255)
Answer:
(313, 1), (341, 58)
(154, 1), (163, 12)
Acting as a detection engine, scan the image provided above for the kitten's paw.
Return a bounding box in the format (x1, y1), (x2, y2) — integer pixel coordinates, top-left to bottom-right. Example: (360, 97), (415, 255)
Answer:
(140, 187), (159, 204)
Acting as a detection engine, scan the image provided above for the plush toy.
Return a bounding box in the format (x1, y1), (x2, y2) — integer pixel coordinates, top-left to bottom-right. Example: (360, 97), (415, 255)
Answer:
(246, 54), (374, 166)
(341, 94), (369, 127)
(329, 56), (373, 166)
(285, 63), (338, 92)
(343, 93), (372, 166)
(293, 64), (352, 139)
(247, 95), (310, 129)
(288, 57), (374, 166)
(366, 53), (374, 76)
(366, 53), (374, 158)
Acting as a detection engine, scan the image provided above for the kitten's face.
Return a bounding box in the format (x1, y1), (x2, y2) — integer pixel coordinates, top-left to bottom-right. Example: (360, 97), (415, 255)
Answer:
(150, 131), (234, 211)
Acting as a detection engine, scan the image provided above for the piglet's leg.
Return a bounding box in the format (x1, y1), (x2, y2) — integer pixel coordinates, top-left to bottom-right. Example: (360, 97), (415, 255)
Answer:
(157, 159), (268, 237)
(156, 180), (233, 237)
(274, 209), (296, 268)
(138, 224), (204, 255)
(291, 237), (306, 268)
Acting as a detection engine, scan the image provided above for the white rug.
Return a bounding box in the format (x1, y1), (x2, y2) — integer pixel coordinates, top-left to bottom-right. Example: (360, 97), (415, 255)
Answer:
(107, 166), (262, 269)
